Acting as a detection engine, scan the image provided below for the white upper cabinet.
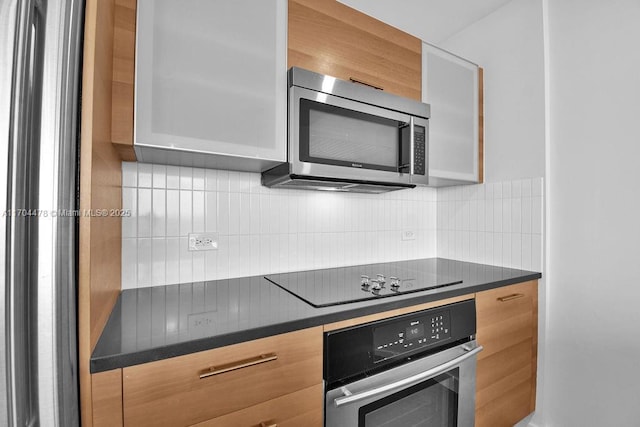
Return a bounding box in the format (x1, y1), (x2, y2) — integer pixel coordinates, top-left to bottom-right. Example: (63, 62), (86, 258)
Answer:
(135, 0), (287, 171)
(422, 43), (480, 186)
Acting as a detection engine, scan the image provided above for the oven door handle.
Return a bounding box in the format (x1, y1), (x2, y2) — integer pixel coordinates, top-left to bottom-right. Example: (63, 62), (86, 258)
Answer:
(333, 344), (483, 407)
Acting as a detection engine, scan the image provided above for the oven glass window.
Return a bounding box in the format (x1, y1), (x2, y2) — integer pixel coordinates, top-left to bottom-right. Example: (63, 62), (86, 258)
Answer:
(299, 99), (409, 172)
(358, 370), (459, 427)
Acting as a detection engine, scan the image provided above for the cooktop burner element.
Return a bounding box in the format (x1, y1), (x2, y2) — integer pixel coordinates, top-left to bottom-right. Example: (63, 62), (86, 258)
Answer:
(265, 259), (463, 307)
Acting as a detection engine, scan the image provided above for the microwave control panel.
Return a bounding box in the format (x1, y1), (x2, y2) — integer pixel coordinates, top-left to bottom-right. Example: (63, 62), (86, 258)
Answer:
(414, 125), (426, 175)
(372, 309), (451, 361)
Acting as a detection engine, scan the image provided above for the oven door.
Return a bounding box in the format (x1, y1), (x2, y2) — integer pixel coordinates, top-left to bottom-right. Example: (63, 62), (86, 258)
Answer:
(325, 341), (482, 427)
(289, 85), (429, 186)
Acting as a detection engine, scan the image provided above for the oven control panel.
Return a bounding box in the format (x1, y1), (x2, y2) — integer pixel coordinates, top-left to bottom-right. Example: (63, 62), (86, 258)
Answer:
(373, 309), (451, 361)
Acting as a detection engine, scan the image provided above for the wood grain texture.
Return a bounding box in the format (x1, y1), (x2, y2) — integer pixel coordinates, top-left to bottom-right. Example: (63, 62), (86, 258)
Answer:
(288, 0), (421, 100)
(92, 370), (124, 427)
(475, 280), (538, 427)
(192, 383), (323, 427)
(79, 0), (123, 425)
(478, 67), (484, 183)
(111, 0), (136, 160)
(123, 327), (323, 426)
(324, 294), (474, 332)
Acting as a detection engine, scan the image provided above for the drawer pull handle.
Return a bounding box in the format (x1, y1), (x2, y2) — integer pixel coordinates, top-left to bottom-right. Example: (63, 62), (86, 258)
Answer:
(349, 77), (384, 91)
(198, 353), (278, 379)
(260, 422), (277, 427)
(497, 293), (525, 302)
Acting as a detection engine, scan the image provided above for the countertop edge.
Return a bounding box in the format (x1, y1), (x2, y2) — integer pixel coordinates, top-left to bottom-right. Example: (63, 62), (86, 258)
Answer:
(89, 271), (541, 373)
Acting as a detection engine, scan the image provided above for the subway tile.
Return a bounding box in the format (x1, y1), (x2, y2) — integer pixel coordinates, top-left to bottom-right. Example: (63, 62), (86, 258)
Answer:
(165, 190), (180, 237)
(165, 238), (180, 285)
(522, 197), (532, 234)
(522, 234), (532, 270)
(532, 196), (543, 234)
(192, 168), (205, 190)
(121, 238), (137, 289)
(229, 171), (241, 193)
(192, 191), (205, 233)
(502, 233), (511, 267)
(137, 238), (152, 287)
(152, 164), (166, 189)
(122, 162), (138, 187)
(152, 189), (166, 238)
(179, 167), (193, 190)
(205, 169), (217, 191)
(166, 166), (180, 189)
(229, 193), (241, 235)
(151, 238), (166, 286)
(503, 181), (512, 199)
(502, 199), (512, 233)
(512, 198), (522, 234)
(217, 170), (229, 192)
(512, 180), (522, 198)
(137, 189), (152, 238)
(522, 178), (532, 198)
(217, 192), (230, 235)
(493, 199), (502, 232)
(178, 236), (192, 283)
(138, 163), (153, 188)
(179, 191), (192, 236)
(205, 192), (217, 233)
(122, 187), (137, 238)
(532, 234), (543, 271)
(239, 193), (251, 235)
(512, 233), (522, 270)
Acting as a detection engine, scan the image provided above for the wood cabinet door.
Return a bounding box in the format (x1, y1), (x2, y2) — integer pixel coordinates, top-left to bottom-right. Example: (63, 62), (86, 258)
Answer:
(288, 0), (422, 101)
(475, 280), (538, 427)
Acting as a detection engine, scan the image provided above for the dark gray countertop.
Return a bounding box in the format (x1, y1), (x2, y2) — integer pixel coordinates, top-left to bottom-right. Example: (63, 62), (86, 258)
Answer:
(90, 258), (541, 373)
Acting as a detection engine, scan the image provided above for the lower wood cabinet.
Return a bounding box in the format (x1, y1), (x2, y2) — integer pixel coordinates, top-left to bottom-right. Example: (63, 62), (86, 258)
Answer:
(122, 327), (323, 427)
(475, 280), (538, 427)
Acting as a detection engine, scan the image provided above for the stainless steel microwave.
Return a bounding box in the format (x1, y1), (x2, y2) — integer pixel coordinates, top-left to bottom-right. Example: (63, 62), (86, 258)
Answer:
(262, 67), (430, 193)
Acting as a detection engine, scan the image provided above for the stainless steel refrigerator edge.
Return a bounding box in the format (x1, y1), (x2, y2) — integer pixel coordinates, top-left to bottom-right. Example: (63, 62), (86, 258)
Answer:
(2, 0), (83, 425)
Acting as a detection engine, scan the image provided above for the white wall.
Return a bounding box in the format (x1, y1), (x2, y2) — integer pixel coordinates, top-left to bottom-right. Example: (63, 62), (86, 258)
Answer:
(541, 1), (640, 425)
(440, 0), (546, 183)
(120, 163), (437, 289)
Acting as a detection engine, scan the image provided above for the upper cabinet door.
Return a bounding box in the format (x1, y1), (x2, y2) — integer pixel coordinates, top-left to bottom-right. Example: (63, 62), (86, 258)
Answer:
(422, 43), (481, 185)
(288, 0), (421, 101)
(135, 0), (287, 171)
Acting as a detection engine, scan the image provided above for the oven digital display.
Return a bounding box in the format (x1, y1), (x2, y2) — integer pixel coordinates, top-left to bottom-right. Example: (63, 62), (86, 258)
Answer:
(406, 324), (425, 340)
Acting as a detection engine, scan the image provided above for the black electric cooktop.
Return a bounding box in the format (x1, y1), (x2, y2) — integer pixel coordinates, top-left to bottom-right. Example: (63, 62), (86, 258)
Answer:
(265, 259), (463, 308)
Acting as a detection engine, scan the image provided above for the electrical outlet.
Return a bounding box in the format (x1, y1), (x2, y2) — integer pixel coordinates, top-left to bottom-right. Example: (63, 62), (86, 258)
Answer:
(402, 230), (416, 241)
(188, 232), (218, 251)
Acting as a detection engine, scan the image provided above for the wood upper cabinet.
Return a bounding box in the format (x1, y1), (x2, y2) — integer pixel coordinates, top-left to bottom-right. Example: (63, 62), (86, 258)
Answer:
(134, 0), (287, 171)
(122, 327), (323, 427)
(475, 280), (538, 427)
(422, 43), (483, 186)
(288, 0), (422, 101)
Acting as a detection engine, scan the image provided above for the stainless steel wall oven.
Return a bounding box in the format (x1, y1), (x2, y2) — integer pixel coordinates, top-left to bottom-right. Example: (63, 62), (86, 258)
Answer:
(324, 299), (482, 427)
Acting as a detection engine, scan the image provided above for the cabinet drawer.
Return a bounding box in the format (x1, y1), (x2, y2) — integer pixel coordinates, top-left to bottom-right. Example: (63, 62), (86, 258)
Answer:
(192, 384), (323, 427)
(123, 327), (322, 426)
(476, 280), (537, 359)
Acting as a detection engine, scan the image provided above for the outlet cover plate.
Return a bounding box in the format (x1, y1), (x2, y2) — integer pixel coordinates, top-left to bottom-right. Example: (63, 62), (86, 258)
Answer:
(402, 230), (416, 241)
(188, 232), (219, 251)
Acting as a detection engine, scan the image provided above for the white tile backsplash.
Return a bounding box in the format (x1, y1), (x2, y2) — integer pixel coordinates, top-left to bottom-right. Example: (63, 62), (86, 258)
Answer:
(436, 177), (544, 270)
(122, 162), (543, 288)
(121, 162), (439, 289)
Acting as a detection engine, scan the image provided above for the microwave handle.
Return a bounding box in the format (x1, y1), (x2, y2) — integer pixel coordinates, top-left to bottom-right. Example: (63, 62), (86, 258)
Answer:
(409, 117), (416, 175)
(398, 118), (415, 173)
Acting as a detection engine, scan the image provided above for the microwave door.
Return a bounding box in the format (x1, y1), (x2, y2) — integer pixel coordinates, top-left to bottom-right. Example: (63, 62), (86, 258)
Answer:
(290, 86), (414, 185)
